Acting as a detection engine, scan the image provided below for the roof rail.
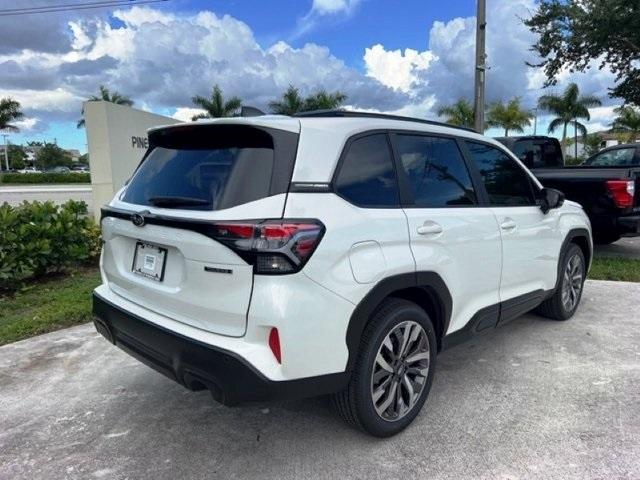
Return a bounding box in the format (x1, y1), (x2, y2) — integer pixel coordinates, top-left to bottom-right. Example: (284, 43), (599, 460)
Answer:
(293, 109), (476, 132)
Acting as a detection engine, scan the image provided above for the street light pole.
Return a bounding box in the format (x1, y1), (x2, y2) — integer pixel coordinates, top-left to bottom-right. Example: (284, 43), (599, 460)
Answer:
(474, 0), (487, 134)
(2, 134), (9, 171)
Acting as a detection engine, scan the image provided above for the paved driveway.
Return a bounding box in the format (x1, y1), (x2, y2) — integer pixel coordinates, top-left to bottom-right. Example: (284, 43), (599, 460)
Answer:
(1, 280), (639, 480)
(594, 236), (640, 259)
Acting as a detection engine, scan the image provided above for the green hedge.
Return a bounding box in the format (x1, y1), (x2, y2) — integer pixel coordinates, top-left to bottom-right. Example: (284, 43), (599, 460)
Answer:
(0, 200), (101, 292)
(0, 172), (91, 184)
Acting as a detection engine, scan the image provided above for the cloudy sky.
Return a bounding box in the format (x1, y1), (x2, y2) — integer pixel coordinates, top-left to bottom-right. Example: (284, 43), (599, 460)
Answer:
(0, 0), (622, 152)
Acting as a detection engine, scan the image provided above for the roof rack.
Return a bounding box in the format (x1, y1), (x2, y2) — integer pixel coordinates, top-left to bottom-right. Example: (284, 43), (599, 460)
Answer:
(293, 109), (476, 133)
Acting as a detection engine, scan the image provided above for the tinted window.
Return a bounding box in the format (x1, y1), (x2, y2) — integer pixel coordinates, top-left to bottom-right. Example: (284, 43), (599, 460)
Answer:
(511, 139), (563, 168)
(335, 134), (399, 207)
(466, 142), (536, 206)
(396, 135), (476, 207)
(584, 147), (638, 166)
(123, 127), (277, 211)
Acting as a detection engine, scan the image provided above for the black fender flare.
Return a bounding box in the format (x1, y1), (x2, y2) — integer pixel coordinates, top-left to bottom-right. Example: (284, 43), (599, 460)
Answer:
(554, 228), (592, 292)
(344, 272), (452, 373)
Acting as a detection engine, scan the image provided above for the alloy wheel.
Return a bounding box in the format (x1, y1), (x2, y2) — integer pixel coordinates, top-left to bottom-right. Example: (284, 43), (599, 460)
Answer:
(561, 253), (584, 312)
(370, 321), (430, 422)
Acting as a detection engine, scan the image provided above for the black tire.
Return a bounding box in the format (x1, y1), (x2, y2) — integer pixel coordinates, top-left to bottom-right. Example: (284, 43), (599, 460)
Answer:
(535, 243), (586, 321)
(332, 298), (437, 437)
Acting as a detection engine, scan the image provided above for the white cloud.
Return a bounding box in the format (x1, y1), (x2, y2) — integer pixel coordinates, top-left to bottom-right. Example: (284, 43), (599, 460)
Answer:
(0, 0), (625, 138)
(14, 117), (38, 131)
(363, 0), (621, 132)
(0, 88), (80, 112)
(0, 6), (406, 131)
(293, 0), (362, 39)
(172, 107), (204, 122)
(310, 0), (361, 15)
(364, 44), (434, 92)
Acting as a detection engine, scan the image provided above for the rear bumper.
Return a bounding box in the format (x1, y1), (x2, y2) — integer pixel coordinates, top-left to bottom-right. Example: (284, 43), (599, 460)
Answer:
(618, 215), (640, 236)
(92, 292), (348, 405)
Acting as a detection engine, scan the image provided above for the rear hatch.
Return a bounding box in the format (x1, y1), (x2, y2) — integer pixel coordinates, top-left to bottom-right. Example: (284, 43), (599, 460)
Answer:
(101, 121), (299, 337)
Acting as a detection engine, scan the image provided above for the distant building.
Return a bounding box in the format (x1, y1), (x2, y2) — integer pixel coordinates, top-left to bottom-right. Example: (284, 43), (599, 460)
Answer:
(563, 131), (638, 158)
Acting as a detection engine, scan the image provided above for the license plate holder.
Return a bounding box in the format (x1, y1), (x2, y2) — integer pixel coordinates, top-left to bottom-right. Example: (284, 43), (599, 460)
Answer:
(132, 242), (167, 282)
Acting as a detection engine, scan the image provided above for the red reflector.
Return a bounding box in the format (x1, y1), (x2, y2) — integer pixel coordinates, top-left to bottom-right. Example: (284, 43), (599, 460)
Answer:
(606, 180), (635, 208)
(215, 223), (255, 238)
(269, 327), (282, 364)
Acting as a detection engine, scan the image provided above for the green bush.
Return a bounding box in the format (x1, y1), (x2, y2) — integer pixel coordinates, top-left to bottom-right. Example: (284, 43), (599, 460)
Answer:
(0, 172), (90, 184)
(0, 200), (101, 292)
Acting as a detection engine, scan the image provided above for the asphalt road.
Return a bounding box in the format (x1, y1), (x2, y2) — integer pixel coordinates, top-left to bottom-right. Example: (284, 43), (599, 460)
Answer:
(0, 184), (93, 210)
(1, 280), (639, 480)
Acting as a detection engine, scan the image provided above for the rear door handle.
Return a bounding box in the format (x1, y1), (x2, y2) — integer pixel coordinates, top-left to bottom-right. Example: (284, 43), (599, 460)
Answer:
(417, 221), (443, 235)
(500, 218), (517, 231)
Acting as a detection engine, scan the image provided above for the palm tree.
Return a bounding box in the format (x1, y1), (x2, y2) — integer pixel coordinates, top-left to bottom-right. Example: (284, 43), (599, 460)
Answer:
(436, 99), (475, 128)
(611, 105), (640, 142)
(191, 84), (242, 120)
(268, 85), (305, 115)
(77, 86), (134, 128)
(303, 89), (347, 111)
(0, 97), (24, 132)
(538, 82), (601, 145)
(486, 98), (533, 136)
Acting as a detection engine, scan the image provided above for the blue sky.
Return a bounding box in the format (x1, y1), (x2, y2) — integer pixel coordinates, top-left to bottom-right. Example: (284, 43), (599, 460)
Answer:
(1, 0), (620, 152)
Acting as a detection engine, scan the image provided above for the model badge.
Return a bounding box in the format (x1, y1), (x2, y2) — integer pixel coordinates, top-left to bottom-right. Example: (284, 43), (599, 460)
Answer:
(131, 213), (145, 227)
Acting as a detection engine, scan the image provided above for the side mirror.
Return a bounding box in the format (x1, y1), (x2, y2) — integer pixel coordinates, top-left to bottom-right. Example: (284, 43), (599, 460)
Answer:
(540, 187), (565, 214)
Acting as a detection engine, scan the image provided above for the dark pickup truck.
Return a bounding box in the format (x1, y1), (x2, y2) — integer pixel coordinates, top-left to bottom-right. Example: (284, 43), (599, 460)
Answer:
(496, 136), (640, 244)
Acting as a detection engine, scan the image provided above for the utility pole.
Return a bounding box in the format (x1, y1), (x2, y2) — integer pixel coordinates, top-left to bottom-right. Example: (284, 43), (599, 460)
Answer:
(533, 107), (538, 135)
(2, 134), (8, 171)
(473, 0), (487, 134)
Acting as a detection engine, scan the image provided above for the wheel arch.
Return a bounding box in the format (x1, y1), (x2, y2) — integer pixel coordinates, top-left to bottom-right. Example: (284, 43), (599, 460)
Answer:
(555, 228), (592, 291)
(344, 272), (452, 373)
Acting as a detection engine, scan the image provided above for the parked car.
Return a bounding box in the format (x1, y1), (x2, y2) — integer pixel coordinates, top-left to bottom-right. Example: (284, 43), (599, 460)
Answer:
(17, 166), (41, 174)
(496, 136), (640, 244)
(70, 164), (90, 172)
(93, 111), (591, 437)
(44, 166), (71, 174)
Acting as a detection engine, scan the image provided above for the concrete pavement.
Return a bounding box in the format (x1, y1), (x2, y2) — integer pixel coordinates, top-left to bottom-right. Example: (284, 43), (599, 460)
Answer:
(1, 280), (639, 479)
(595, 236), (640, 259)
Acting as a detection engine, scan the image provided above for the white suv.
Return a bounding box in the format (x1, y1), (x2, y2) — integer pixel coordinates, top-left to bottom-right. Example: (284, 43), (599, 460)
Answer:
(93, 111), (592, 437)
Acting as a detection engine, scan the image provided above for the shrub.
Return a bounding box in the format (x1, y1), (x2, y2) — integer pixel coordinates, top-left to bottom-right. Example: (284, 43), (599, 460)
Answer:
(0, 173), (90, 184)
(0, 200), (101, 292)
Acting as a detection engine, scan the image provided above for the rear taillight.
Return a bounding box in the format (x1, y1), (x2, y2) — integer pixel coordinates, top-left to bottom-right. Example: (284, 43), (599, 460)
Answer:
(210, 219), (324, 274)
(606, 180), (635, 208)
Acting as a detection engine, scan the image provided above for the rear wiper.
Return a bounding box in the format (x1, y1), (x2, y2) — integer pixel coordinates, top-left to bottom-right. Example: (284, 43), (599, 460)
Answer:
(148, 196), (210, 207)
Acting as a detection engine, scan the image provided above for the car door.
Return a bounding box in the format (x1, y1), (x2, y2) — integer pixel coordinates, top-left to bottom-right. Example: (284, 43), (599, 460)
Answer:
(464, 140), (561, 312)
(392, 133), (502, 335)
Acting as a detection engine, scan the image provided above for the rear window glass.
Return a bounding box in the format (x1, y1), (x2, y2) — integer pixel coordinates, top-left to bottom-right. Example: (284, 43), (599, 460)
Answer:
(122, 126), (286, 211)
(511, 140), (563, 168)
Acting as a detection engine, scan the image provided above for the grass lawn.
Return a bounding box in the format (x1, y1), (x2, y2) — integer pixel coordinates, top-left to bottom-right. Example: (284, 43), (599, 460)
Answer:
(588, 257), (640, 283)
(0, 268), (101, 346)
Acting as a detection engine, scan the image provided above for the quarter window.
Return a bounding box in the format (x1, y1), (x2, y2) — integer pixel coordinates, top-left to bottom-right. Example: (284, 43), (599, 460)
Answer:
(466, 141), (537, 206)
(395, 135), (477, 207)
(335, 134), (399, 207)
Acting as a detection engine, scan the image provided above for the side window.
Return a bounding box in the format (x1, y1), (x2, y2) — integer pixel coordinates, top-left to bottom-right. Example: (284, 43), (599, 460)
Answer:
(335, 134), (399, 207)
(395, 135), (477, 207)
(466, 141), (536, 206)
(586, 147), (637, 166)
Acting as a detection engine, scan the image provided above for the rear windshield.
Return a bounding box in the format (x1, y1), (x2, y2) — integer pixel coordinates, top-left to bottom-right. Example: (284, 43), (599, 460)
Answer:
(122, 125), (297, 210)
(511, 139), (563, 169)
